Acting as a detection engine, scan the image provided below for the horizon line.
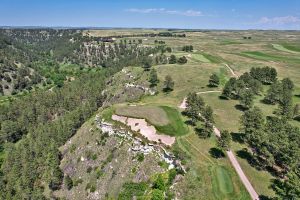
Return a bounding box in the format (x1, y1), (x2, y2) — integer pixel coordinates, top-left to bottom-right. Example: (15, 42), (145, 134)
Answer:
(1, 25), (300, 31)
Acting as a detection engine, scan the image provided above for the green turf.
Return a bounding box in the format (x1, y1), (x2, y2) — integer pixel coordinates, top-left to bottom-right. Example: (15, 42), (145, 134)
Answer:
(220, 40), (243, 45)
(155, 106), (188, 136)
(215, 166), (234, 194)
(272, 44), (299, 54)
(192, 54), (211, 63)
(239, 51), (300, 64)
(176, 134), (251, 200)
(202, 53), (225, 64)
(281, 43), (300, 52)
(91, 30), (300, 198)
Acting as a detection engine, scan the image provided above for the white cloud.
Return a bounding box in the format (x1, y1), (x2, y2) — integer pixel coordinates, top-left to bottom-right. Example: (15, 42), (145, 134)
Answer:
(258, 16), (300, 25)
(125, 8), (203, 17)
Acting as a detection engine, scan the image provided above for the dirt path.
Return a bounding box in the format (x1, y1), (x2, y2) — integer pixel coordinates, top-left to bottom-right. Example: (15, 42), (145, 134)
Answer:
(225, 64), (238, 78)
(178, 88), (260, 200)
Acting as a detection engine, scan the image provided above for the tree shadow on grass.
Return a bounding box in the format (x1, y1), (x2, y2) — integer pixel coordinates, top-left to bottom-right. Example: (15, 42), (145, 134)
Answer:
(209, 147), (225, 159)
(195, 127), (211, 139)
(218, 95), (228, 100)
(260, 98), (270, 105)
(236, 149), (262, 170)
(234, 104), (248, 112)
(184, 119), (195, 126)
(259, 195), (274, 200)
(294, 94), (300, 98)
(231, 132), (245, 144)
(294, 115), (300, 122)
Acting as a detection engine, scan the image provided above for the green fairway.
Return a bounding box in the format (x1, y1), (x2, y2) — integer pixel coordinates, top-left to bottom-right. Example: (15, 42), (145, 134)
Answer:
(281, 43), (300, 52)
(192, 53), (211, 63)
(201, 53), (225, 64)
(272, 44), (299, 54)
(239, 51), (300, 64)
(215, 166), (234, 194)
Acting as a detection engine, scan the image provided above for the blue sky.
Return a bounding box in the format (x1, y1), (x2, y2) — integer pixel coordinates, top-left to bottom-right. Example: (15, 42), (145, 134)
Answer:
(1, 0), (300, 29)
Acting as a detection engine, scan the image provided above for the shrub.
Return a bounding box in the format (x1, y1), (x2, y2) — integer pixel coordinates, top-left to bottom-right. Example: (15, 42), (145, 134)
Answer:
(64, 175), (73, 190)
(137, 153), (144, 162)
(177, 56), (187, 64)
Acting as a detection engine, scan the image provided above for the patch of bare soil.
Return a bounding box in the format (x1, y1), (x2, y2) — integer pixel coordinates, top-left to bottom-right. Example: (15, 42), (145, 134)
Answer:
(112, 115), (175, 146)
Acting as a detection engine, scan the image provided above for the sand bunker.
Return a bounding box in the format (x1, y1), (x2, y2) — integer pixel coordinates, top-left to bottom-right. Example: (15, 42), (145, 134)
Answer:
(112, 114), (175, 146)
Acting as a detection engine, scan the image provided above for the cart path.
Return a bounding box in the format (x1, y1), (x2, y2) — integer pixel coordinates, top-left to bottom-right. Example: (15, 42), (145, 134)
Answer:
(225, 63), (238, 78)
(226, 150), (259, 200)
(178, 92), (259, 200)
(213, 124), (259, 199)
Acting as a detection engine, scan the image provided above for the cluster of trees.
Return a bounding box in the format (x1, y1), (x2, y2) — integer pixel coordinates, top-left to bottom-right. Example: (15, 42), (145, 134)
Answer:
(264, 78), (297, 119)
(222, 66), (297, 120)
(90, 32), (185, 41)
(125, 39), (142, 44)
(182, 45), (193, 52)
(185, 92), (214, 138)
(168, 55), (188, 64)
(0, 71), (109, 199)
(249, 66), (277, 84)
(0, 65), (43, 95)
(154, 40), (165, 44)
(241, 107), (300, 199)
(75, 40), (158, 67)
(232, 67), (300, 199)
(157, 32), (186, 37)
(222, 66), (278, 109)
(0, 29), (161, 96)
(0, 29), (158, 199)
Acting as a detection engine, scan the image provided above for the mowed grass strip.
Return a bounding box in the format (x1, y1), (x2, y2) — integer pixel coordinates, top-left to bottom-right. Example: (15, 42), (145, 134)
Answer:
(272, 44), (299, 54)
(281, 43), (300, 52)
(115, 105), (188, 136)
(215, 166), (234, 194)
(201, 53), (225, 64)
(239, 51), (300, 63)
(191, 54), (211, 63)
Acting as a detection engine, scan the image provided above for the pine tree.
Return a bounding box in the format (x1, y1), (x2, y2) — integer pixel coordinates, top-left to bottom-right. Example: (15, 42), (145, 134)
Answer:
(169, 55), (177, 64)
(239, 89), (254, 109)
(217, 130), (232, 151)
(163, 75), (174, 92)
(177, 56), (187, 64)
(149, 68), (159, 87)
(208, 74), (220, 87)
